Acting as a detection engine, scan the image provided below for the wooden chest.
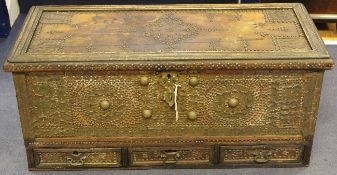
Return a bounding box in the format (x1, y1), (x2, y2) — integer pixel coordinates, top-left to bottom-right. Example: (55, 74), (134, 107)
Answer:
(3, 4), (334, 170)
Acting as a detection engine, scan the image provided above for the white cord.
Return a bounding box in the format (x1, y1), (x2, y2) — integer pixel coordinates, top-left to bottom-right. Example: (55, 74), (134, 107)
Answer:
(174, 84), (181, 121)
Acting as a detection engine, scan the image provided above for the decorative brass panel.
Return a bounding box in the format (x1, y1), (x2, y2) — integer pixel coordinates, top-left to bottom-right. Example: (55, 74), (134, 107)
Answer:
(33, 148), (122, 169)
(220, 145), (303, 164)
(129, 147), (213, 166)
(25, 70), (321, 139)
(28, 9), (309, 54)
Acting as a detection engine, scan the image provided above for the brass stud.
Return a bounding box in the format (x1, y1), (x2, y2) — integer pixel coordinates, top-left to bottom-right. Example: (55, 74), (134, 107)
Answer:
(142, 110), (152, 119)
(100, 100), (110, 110)
(140, 76), (149, 86)
(189, 77), (199, 86)
(188, 111), (197, 120)
(228, 98), (239, 108)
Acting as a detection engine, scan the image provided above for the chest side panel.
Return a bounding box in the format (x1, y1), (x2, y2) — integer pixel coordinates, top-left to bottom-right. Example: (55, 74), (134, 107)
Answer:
(24, 70), (321, 139)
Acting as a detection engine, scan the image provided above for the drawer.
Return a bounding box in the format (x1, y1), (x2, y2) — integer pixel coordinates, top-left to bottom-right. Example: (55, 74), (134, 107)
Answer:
(220, 145), (303, 165)
(129, 147), (213, 167)
(33, 148), (122, 169)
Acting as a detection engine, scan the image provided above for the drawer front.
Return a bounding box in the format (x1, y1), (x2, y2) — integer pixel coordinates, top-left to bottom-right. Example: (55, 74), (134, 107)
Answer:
(33, 148), (122, 169)
(24, 70), (321, 138)
(129, 147), (213, 166)
(220, 145), (303, 165)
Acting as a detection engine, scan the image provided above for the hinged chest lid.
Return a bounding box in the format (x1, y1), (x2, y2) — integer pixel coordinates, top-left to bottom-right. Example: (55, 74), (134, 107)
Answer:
(4, 4), (334, 72)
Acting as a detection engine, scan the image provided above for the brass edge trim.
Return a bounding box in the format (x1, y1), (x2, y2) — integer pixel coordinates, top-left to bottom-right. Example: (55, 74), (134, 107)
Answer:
(4, 59), (334, 72)
(13, 73), (34, 143)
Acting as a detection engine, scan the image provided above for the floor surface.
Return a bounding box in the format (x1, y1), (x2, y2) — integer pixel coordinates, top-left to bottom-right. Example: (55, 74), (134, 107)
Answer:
(0, 15), (336, 175)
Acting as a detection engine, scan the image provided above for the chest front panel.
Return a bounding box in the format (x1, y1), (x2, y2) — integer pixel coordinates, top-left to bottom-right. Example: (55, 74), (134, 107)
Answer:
(24, 70), (321, 139)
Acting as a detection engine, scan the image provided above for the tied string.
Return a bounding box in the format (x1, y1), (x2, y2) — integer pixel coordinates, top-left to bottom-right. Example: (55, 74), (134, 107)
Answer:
(174, 84), (181, 122)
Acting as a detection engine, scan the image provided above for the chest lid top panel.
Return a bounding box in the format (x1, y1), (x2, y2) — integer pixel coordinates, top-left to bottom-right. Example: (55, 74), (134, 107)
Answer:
(5, 4), (333, 70)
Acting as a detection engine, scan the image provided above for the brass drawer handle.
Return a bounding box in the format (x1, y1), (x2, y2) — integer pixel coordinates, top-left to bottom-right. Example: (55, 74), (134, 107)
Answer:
(160, 151), (181, 164)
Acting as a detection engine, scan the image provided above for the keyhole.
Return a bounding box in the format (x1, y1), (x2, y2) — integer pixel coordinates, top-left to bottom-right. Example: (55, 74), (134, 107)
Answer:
(72, 151), (79, 156)
(167, 74), (171, 79)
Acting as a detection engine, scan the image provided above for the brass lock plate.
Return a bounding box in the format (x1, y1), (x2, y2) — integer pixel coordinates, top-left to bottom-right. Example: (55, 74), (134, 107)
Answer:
(159, 72), (179, 107)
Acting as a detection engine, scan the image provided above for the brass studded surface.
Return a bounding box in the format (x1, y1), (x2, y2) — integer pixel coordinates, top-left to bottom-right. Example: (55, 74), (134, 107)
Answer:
(28, 9), (309, 54)
(26, 70), (320, 138)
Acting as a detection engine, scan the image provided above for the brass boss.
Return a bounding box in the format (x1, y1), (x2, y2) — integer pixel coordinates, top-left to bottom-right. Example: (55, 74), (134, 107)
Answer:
(188, 111), (197, 120)
(140, 76), (149, 86)
(189, 77), (199, 86)
(100, 100), (110, 110)
(228, 98), (239, 108)
(142, 110), (152, 119)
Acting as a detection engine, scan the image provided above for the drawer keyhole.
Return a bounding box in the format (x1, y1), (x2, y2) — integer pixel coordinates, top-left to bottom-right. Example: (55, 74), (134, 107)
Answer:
(72, 151), (80, 156)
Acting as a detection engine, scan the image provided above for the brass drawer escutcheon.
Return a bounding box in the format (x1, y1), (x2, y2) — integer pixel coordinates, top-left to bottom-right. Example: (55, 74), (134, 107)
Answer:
(252, 151), (273, 163)
(66, 151), (86, 166)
